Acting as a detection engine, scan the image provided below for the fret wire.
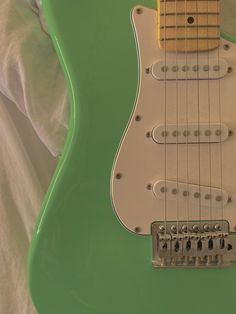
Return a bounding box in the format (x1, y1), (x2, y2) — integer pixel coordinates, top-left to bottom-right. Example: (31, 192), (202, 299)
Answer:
(161, 12), (219, 16)
(161, 25), (219, 27)
(160, 36), (220, 41)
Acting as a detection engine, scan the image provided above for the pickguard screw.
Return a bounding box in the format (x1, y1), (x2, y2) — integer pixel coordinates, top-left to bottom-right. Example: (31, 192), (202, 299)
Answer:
(229, 130), (233, 136)
(146, 131), (152, 138)
(146, 184), (152, 190)
(134, 226), (142, 233)
(228, 66), (233, 74)
(223, 44), (230, 50)
(116, 173), (123, 180)
(136, 8), (143, 14)
(135, 115), (142, 122)
(145, 68), (151, 74)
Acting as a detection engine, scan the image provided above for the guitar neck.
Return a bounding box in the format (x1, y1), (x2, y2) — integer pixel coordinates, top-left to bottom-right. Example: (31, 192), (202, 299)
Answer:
(157, 0), (220, 52)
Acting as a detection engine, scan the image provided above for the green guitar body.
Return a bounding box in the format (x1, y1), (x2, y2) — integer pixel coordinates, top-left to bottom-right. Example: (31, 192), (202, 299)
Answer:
(28, 1), (236, 313)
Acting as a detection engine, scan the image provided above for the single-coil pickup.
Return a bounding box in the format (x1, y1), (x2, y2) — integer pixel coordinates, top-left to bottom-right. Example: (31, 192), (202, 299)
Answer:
(153, 180), (229, 208)
(151, 58), (228, 80)
(152, 124), (229, 144)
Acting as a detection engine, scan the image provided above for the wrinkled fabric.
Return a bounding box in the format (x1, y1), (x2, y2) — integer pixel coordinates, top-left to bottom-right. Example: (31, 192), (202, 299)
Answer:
(0, 0), (68, 313)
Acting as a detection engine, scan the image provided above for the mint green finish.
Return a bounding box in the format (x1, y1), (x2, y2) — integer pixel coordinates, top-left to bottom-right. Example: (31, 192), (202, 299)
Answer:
(29, 1), (236, 313)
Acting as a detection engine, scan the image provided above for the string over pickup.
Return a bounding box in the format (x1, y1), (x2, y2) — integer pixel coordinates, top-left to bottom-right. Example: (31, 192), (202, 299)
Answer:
(153, 180), (229, 208)
(152, 124), (229, 144)
(151, 59), (228, 80)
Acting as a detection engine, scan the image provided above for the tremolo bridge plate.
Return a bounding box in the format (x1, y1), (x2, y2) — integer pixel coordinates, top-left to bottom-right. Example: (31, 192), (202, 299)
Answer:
(152, 221), (236, 268)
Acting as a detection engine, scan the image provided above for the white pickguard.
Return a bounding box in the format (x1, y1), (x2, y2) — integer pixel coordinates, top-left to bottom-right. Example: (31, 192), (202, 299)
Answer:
(111, 6), (236, 235)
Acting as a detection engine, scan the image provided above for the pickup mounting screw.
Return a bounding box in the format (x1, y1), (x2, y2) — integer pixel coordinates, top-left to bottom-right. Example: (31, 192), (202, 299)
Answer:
(145, 68), (151, 74)
(146, 184), (152, 190)
(146, 131), (151, 138)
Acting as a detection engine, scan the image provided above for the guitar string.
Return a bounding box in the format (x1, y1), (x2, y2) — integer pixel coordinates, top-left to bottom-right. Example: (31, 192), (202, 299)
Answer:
(217, 0), (224, 236)
(196, 0), (202, 233)
(164, 0), (167, 237)
(175, 0), (180, 241)
(185, 0), (190, 239)
(206, 0), (213, 235)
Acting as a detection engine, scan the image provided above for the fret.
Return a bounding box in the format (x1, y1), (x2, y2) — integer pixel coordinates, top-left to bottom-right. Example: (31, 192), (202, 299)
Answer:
(157, 0), (220, 52)
(160, 26), (220, 39)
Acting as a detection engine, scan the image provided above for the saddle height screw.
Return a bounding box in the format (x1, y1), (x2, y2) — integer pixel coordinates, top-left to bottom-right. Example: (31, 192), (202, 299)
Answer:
(193, 225), (200, 233)
(182, 225), (188, 233)
(203, 224), (210, 232)
(159, 225), (165, 233)
(214, 224), (222, 231)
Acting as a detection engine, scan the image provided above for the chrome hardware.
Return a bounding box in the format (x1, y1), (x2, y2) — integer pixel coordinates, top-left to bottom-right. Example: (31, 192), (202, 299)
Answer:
(152, 221), (236, 268)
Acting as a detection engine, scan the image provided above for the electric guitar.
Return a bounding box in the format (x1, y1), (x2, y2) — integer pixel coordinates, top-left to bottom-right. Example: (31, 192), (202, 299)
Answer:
(29, 1), (236, 313)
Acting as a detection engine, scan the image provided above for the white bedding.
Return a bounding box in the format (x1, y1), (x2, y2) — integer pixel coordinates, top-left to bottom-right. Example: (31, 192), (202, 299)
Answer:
(0, 0), (68, 313)
(0, 1), (235, 314)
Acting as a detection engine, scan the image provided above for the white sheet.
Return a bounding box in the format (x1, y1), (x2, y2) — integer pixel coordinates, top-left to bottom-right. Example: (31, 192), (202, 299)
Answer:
(0, 0), (68, 313)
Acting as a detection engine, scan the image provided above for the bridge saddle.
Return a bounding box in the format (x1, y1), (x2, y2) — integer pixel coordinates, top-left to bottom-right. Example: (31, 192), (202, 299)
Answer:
(152, 221), (236, 268)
